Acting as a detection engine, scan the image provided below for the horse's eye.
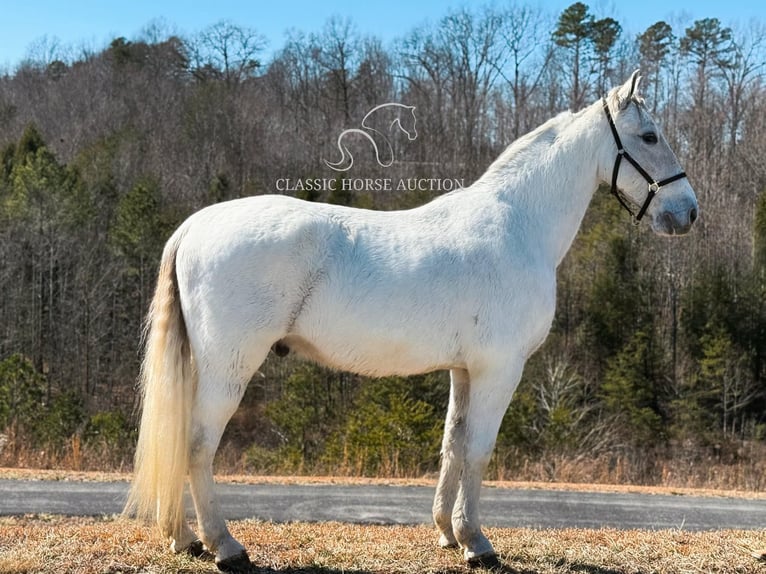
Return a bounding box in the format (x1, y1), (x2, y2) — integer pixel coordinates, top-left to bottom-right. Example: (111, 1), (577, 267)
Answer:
(641, 132), (658, 144)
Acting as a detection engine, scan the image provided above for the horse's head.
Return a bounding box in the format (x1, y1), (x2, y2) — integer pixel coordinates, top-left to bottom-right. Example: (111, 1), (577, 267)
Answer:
(601, 71), (698, 235)
(393, 105), (418, 141)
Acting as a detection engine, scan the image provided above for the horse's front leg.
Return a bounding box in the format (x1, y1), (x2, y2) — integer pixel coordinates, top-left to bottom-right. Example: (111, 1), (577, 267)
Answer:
(433, 368), (470, 548)
(451, 358), (524, 565)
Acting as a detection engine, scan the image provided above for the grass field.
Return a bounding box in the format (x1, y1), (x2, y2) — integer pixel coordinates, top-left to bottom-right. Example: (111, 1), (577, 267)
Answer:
(1, 469), (765, 573)
(1, 516), (766, 574)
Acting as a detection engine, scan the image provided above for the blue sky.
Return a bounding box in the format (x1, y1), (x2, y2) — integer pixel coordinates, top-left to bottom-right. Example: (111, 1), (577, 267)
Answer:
(1, 0), (764, 70)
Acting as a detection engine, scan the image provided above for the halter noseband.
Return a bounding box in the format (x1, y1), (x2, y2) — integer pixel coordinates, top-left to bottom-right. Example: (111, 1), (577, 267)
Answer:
(602, 97), (687, 223)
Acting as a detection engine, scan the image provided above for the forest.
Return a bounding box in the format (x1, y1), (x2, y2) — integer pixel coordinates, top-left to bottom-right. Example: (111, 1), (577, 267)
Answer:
(1, 2), (765, 488)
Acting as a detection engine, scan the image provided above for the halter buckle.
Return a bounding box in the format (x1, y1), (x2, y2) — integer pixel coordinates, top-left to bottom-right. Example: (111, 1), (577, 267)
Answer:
(648, 182), (660, 193)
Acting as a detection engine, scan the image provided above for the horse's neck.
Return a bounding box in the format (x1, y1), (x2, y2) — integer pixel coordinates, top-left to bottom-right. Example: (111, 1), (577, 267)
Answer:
(480, 101), (608, 267)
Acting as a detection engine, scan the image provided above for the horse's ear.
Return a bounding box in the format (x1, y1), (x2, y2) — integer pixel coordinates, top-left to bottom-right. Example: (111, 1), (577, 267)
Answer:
(616, 69), (642, 110)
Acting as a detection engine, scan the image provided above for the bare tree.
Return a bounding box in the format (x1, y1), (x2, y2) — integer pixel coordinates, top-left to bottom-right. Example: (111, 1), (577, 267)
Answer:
(717, 22), (766, 166)
(497, 4), (552, 139)
(314, 16), (360, 123)
(189, 20), (266, 85)
(399, 6), (507, 175)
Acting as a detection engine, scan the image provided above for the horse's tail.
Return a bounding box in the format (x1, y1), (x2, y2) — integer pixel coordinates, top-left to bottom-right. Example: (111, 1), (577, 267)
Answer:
(124, 226), (195, 541)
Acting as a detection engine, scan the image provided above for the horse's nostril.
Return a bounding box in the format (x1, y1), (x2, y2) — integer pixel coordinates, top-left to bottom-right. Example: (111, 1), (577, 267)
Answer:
(689, 207), (698, 224)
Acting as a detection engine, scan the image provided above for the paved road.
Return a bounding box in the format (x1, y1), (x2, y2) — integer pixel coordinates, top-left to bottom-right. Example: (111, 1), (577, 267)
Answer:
(1, 479), (765, 531)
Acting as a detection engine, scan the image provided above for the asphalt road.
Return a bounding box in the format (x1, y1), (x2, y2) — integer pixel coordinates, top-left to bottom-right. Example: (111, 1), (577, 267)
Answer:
(1, 479), (765, 531)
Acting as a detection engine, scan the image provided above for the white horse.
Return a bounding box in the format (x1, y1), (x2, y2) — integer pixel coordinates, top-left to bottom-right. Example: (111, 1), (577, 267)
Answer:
(125, 72), (698, 572)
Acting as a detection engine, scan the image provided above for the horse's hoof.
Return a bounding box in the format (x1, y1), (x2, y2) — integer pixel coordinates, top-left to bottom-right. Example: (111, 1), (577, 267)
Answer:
(216, 550), (252, 573)
(466, 552), (501, 570)
(186, 539), (206, 558)
(438, 533), (459, 549)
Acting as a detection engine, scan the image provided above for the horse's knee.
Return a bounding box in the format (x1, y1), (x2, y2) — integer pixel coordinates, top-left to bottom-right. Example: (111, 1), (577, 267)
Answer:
(465, 449), (492, 473)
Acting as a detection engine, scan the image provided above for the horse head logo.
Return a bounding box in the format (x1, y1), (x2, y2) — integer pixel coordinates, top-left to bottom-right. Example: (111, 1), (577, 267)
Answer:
(324, 103), (418, 172)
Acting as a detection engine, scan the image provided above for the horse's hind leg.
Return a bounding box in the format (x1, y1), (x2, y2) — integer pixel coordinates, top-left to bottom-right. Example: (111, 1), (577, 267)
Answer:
(187, 345), (270, 572)
(433, 368), (470, 548)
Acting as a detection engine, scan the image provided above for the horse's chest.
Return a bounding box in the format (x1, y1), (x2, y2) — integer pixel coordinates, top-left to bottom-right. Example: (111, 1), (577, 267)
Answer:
(478, 266), (557, 357)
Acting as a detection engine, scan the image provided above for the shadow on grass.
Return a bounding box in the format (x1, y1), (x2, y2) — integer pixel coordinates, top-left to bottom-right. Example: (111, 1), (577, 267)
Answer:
(167, 558), (540, 574)
(567, 563), (625, 574)
(187, 566), (536, 574)
(153, 550), (623, 574)
(164, 565), (628, 574)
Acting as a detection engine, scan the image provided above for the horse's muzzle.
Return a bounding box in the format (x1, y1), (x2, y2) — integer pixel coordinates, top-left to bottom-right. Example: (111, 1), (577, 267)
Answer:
(657, 205), (698, 235)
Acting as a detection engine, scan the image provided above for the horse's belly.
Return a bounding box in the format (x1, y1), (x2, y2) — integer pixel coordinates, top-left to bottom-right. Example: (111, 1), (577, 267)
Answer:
(279, 327), (461, 377)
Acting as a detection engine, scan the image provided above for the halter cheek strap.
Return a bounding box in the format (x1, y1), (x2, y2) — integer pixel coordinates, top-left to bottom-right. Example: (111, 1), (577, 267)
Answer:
(602, 98), (687, 223)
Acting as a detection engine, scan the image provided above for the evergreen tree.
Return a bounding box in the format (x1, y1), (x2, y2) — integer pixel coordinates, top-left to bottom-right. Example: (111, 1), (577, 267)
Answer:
(601, 330), (663, 446)
(753, 190), (766, 277)
(638, 21), (674, 111)
(552, 2), (593, 109)
(0, 354), (45, 440)
(590, 17), (621, 96)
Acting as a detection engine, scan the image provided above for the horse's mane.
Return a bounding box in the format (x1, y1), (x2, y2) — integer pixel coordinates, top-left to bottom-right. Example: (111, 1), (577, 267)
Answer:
(478, 110), (577, 183)
(485, 89), (647, 182)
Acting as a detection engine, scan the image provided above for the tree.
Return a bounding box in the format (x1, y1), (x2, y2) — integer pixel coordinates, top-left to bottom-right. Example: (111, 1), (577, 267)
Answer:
(590, 17), (621, 96)
(1, 125), (89, 382)
(399, 6), (507, 175)
(754, 189), (766, 276)
(698, 327), (758, 438)
(680, 18), (734, 141)
(265, 364), (353, 471)
(109, 177), (173, 332)
(190, 20), (266, 85)
(526, 352), (609, 479)
(355, 38), (393, 109)
(333, 377), (441, 476)
(717, 24), (766, 163)
(638, 21), (674, 112)
(601, 330), (663, 447)
(552, 2), (593, 109)
(497, 4), (552, 138)
(315, 16), (360, 123)
(680, 18), (735, 77)
(0, 354), (45, 444)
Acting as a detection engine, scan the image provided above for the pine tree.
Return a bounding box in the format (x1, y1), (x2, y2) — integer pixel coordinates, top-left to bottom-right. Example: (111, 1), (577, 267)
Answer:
(552, 2), (593, 109)
(590, 17), (621, 96)
(638, 21), (674, 111)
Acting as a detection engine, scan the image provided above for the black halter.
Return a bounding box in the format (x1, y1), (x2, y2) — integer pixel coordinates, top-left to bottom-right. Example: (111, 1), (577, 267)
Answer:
(602, 98), (687, 223)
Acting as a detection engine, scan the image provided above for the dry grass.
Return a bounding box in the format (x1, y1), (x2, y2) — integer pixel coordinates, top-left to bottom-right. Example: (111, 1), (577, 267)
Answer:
(2, 468), (766, 573)
(1, 515), (765, 574)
